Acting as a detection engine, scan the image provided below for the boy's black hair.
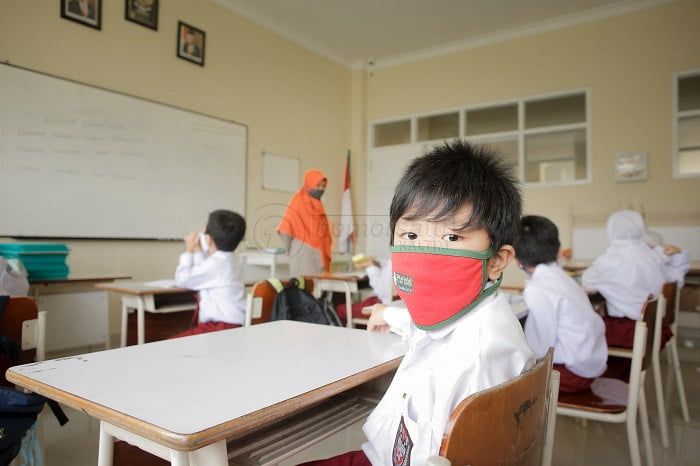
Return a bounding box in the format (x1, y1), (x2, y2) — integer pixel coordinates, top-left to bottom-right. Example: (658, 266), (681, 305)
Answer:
(389, 140), (521, 250)
(513, 215), (561, 267)
(205, 209), (246, 252)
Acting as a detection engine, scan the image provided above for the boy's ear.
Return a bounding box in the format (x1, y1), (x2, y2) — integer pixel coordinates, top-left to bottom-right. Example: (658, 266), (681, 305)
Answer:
(487, 244), (515, 281)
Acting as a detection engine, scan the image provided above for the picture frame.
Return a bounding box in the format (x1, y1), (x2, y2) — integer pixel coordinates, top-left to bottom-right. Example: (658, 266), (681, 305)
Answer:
(125, 0), (159, 30)
(60, 0), (101, 30)
(615, 151), (648, 182)
(177, 21), (206, 66)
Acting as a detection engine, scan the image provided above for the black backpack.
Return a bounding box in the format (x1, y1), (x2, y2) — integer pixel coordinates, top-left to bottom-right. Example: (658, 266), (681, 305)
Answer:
(268, 277), (342, 326)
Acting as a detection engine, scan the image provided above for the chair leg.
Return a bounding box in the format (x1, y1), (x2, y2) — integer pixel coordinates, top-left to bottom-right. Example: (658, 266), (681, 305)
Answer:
(669, 338), (690, 423)
(652, 352), (670, 447)
(638, 381), (654, 466)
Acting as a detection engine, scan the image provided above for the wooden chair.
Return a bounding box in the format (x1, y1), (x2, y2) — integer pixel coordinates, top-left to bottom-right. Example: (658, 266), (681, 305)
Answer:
(0, 296), (46, 363)
(427, 348), (558, 466)
(661, 281), (690, 423)
(557, 298), (658, 466)
(244, 277), (314, 326)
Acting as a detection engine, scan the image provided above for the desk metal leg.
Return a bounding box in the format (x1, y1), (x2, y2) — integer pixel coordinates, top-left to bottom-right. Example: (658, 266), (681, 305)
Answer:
(98, 422), (115, 466)
(137, 297), (146, 345)
(120, 301), (129, 348)
(187, 440), (228, 466)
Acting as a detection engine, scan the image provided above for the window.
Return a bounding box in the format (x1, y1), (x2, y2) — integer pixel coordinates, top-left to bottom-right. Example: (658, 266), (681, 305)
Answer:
(674, 71), (700, 177)
(370, 90), (589, 185)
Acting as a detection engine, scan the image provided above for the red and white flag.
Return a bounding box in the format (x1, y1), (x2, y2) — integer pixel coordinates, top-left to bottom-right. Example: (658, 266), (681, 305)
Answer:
(338, 151), (354, 253)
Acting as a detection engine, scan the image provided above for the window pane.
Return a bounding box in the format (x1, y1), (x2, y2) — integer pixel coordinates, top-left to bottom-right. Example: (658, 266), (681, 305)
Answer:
(417, 112), (459, 141)
(524, 129), (586, 182)
(679, 149), (700, 175)
(679, 115), (700, 149)
(466, 105), (517, 135)
(525, 94), (586, 129)
(374, 120), (410, 147)
(679, 75), (700, 112)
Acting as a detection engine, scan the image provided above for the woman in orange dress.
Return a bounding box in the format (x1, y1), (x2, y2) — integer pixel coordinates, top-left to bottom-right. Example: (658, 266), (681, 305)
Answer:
(277, 169), (332, 276)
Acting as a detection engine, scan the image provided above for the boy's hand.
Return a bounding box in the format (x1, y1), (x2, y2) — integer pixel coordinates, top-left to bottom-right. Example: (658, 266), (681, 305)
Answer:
(367, 304), (390, 332)
(662, 244), (681, 255)
(184, 231), (201, 253)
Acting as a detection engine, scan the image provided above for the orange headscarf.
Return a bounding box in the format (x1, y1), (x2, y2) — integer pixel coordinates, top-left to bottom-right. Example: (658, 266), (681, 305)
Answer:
(278, 169), (332, 272)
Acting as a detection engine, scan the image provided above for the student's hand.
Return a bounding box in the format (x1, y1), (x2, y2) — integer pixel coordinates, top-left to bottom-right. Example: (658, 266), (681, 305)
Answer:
(367, 304), (390, 332)
(184, 231), (201, 253)
(662, 244), (681, 255)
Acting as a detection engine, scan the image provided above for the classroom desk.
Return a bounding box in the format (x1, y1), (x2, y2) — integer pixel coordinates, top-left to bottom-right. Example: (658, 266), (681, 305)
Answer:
(7, 321), (407, 466)
(94, 280), (196, 347)
(29, 275), (131, 352)
(239, 249), (289, 282)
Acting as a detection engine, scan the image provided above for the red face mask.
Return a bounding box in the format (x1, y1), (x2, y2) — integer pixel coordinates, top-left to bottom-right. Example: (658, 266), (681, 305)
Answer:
(391, 245), (501, 330)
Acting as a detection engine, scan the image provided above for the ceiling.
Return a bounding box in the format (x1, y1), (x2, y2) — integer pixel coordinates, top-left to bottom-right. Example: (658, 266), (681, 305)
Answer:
(213, 0), (671, 69)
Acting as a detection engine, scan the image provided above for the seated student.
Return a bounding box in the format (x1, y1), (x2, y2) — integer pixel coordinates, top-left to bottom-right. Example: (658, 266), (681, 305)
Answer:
(514, 215), (607, 393)
(646, 229), (691, 287)
(0, 256), (29, 296)
(170, 209), (246, 338)
(297, 141), (535, 466)
(581, 210), (666, 349)
(335, 256), (393, 325)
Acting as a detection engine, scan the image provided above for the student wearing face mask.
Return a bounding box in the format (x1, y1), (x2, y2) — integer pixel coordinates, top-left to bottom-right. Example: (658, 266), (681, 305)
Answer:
(278, 169), (333, 276)
(296, 142), (535, 466)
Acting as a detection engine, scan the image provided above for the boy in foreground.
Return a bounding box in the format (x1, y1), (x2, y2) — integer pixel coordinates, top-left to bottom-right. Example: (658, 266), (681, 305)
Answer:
(299, 141), (535, 465)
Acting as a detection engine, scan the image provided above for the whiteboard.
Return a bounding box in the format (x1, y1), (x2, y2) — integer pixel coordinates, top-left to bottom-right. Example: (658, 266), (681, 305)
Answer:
(0, 64), (246, 239)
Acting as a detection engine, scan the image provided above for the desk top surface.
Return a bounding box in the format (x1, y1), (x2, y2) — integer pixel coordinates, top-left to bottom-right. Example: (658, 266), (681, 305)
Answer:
(8, 321), (406, 450)
(94, 280), (192, 295)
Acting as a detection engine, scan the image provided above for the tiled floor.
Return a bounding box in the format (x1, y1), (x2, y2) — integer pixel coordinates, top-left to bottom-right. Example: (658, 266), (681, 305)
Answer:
(39, 336), (700, 465)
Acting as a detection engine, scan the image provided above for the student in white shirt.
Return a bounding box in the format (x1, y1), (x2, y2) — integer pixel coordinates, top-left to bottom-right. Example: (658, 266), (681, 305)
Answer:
(335, 257), (393, 325)
(581, 210), (666, 349)
(0, 257), (29, 296)
(646, 229), (691, 287)
(297, 141), (535, 466)
(514, 215), (607, 393)
(170, 209), (246, 338)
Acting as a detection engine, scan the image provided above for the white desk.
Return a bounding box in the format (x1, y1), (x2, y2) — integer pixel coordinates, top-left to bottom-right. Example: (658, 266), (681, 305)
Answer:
(8, 321), (407, 466)
(29, 275), (130, 351)
(239, 250), (289, 281)
(94, 280), (197, 346)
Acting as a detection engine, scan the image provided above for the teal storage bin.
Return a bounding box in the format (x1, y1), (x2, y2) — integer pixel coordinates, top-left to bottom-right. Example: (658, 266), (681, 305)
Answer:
(0, 243), (70, 281)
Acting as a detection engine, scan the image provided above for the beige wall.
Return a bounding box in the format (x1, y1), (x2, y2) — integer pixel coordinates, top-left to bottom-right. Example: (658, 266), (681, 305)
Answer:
(0, 1), (352, 333)
(362, 0), (700, 264)
(2, 0), (699, 328)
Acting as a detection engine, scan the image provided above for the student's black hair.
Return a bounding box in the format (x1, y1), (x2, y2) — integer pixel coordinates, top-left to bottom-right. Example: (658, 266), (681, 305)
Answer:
(389, 140), (521, 251)
(513, 215), (561, 267)
(205, 209), (246, 252)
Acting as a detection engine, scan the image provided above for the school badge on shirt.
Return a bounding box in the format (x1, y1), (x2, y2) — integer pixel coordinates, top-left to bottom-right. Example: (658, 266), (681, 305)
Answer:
(392, 415), (413, 466)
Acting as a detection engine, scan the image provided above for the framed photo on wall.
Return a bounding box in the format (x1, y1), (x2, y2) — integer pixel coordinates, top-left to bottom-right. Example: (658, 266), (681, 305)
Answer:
(61, 0), (101, 30)
(177, 21), (206, 66)
(615, 151), (648, 182)
(125, 0), (159, 30)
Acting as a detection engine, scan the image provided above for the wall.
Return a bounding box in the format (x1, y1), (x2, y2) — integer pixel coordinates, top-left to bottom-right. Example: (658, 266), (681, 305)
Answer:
(359, 0), (700, 284)
(0, 1), (352, 335)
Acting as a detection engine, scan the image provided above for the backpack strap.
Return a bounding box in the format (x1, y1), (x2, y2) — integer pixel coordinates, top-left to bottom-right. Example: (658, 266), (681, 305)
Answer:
(267, 278), (284, 294)
(296, 276), (306, 290)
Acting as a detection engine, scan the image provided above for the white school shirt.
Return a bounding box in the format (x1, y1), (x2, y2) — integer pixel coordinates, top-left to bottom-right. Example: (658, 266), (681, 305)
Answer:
(174, 250), (246, 325)
(365, 259), (394, 304)
(0, 257), (29, 296)
(581, 240), (665, 320)
(523, 262), (607, 378)
(362, 293), (535, 465)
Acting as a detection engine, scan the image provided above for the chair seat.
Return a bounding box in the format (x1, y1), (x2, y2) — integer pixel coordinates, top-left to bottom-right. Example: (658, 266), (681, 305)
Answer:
(557, 377), (628, 414)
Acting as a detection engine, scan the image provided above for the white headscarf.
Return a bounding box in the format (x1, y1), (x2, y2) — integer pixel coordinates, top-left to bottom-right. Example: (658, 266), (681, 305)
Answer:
(606, 210), (646, 243)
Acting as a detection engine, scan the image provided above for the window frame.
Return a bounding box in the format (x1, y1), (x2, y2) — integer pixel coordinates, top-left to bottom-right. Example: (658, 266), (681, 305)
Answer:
(672, 69), (700, 179)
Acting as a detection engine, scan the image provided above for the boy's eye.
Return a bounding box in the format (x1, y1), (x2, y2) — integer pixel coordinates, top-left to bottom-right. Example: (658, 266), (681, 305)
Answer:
(443, 234), (460, 242)
(401, 232), (418, 240)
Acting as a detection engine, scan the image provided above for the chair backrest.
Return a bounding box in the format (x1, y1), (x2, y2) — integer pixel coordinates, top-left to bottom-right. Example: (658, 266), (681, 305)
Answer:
(245, 277), (315, 326)
(639, 296), (661, 372)
(0, 297), (42, 365)
(661, 281), (678, 328)
(438, 349), (554, 466)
